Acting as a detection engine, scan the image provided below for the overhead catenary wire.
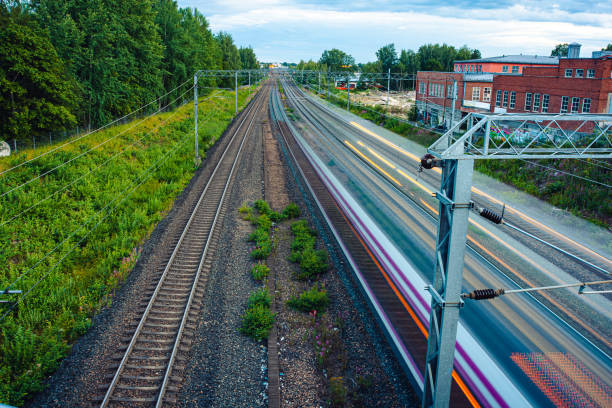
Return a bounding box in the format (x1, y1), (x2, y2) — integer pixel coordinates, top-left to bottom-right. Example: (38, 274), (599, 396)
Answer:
(461, 279), (612, 300)
(518, 158), (612, 188)
(0, 84), (196, 200)
(0, 89), (229, 229)
(0, 125), (196, 321)
(1, 91), (231, 291)
(0, 77), (194, 177)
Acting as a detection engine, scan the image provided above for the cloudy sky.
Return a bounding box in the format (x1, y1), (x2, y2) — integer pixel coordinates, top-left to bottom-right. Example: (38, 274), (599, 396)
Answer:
(178, 1), (612, 63)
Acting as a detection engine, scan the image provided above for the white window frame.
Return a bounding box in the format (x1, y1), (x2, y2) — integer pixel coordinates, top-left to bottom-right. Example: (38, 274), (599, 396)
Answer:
(509, 91), (516, 109)
(561, 96), (569, 113)
(571, 97), (580, 113)
(502, 91), (508, 107)
(582, 98), (591, 113)
(532, 94), (541, 112)
(502, 65), (508, 73)
(525, 92), (532, 111)
(511, 66), (519, 74)
(587, 69), (595, 78)
(483, 87), (491, 102)
(575, 69), (584, 78)
(565, 69), (572, 77)
(542, 94), (549, 112)
(472, 87), (480, 101)
(495, 90), (502, 107)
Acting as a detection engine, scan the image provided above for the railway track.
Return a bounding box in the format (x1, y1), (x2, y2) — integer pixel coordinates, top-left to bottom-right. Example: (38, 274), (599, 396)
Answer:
(269, 83), (473, 406)
(95, 84), (270, 407)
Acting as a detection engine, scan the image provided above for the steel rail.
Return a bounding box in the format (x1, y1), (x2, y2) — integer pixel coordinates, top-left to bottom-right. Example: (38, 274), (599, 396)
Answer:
(99, 86), (268, 407)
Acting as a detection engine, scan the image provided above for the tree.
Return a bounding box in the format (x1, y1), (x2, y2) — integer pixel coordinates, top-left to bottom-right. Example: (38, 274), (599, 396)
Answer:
(399, 49), (419, 74)
(551, 43), (569, 57)
(423, 58), (443, 71)
(319, 48), (355, 72)
(603, 44), (612, 51)
(376, 43), (398, 74)
(239, 46), (259, 70)
(215, 32), (240, 87)
(0, 6), (78, 141)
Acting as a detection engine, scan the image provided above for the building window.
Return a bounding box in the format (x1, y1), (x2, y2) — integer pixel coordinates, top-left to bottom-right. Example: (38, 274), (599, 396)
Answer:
(533, 94), (541, 112)
(571, 97), (580, 113)
(565, 69), (572, 77)
(509, 91), (516, 109)
(542, 94), (550, 112)
(525, 92), (532, 111)
(587, 69), (595, 78)
(582, 98), (591, 113)
(496, 90), (502, 107)
(503, 91), (508, 107)
(447, 84), (453, 98)
(419, 82), (426, 94)
(561, 96), (569, 113)
(502, 65), (509, 73)
(472, 87), (480, 101)
(575, 69), (584, 78)
(479, 65), (482, 72)
(483, 87), (491, 102)
(512, 66), (519, 74)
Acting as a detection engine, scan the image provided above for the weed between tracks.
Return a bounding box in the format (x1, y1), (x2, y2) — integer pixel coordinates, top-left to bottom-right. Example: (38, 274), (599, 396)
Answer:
(0, 88), (253, 405)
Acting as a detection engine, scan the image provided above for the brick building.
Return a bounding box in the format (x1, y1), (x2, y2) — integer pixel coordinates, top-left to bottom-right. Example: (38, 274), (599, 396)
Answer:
(416, 44), (612, 129)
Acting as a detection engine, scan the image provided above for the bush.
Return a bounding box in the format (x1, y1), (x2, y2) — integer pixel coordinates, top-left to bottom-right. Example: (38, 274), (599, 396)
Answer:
(287, 284), (329, 313)
(253, 199), (271, 215)
(248, 228), (269, 244)
(240, 304), (275, 341)
(250, 243), (271, 260)
(256, 214), (272, 231)
(329, 377), (347, 407)
(248, 287), (271, 308)
(282, 203), (300, 219)
(297, 248), (329, 280)
(251, 262), (269, 281)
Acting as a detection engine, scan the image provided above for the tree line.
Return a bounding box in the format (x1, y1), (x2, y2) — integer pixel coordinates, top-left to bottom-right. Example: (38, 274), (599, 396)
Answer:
(0, 1), (259, 143)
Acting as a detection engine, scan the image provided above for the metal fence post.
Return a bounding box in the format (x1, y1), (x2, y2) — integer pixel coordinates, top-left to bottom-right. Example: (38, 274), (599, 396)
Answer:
(248, 72), (251, 98)
(235, 71), (238, 115)
(386, 68), (391, 106)
(194, 73), (199, 160)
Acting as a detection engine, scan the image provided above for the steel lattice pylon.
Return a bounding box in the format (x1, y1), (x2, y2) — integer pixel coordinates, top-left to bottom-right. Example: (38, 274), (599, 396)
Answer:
(422, 113), (611, 408)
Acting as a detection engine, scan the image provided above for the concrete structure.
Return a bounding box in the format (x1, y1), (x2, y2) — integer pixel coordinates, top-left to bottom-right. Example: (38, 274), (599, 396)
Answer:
(416, 44), (612, 128)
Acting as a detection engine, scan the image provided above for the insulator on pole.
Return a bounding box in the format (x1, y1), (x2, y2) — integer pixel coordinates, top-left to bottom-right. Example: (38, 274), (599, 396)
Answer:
(478, 207), (504, 224)
(462, 288), (504, 300)
(420, 153), (440, 170)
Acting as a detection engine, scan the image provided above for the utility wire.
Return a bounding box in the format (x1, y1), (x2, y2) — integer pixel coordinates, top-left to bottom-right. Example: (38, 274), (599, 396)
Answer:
(519, 159), (612, 188)
(0, 90), (227, 228)
(0, 84), (195, 200)
(0, 77), (194, 177)
(462, 279), (612, 300)
(0, 131), (194, 321)
(1, 91), (230, 290)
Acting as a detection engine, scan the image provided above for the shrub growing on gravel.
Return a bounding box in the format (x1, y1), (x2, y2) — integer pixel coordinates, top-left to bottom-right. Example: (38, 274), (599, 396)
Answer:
(288, 220), (329, 279)
(248, 287), (271, 309)
(287, 284), (329, 313)
(240, 304), (275, 341)
(251, 262), (269, 281)
(282, 203), (300, 219)
(297, 248), (329, 280)
(254, 199), (272, 215)
(256, 214), (272, 231)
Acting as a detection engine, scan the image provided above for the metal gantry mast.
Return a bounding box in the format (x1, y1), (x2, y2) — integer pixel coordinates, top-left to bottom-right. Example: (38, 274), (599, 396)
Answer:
(420, 113), (612, 408)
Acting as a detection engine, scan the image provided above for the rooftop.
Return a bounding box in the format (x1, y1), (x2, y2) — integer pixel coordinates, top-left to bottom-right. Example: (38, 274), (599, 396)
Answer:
(456, 55), (559, 65)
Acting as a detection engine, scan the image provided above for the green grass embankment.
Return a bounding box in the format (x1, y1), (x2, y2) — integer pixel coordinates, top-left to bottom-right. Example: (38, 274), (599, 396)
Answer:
(0, 87), (254, 405)
(314, 87), (611, 227)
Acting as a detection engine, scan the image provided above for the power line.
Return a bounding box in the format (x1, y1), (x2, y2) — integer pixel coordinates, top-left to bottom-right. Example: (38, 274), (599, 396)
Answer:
(0, 91), (231, 293)
(0, 84), (196, 200)
(0, 77), (194, 178)
(0, 125), (195, 321)
(519, 159), (612, 188)
(0, 89), (227, 228)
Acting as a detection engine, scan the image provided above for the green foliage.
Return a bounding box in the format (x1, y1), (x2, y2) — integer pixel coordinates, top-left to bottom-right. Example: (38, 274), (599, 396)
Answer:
(551, 43), (569, 57)
(248, 287), (271, 309)
(0, 88), (251, 405)
(281, 202), (300, 219)
(0, 6), (78, 142)
(320, 48), (355, 71)
(287, 284), (329, 313)
(256, 214), (272, 231)
(240, 304), (274, 341)
(239, 46), (259, 70)
(251, 262), (269, 281)
(288, 220), (329, 280)
(253, 199), (272, 215)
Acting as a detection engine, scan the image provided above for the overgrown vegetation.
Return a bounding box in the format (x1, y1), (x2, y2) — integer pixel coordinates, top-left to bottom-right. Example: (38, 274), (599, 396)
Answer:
(287, 284), (329, 313)
(240, 302), (275, 341)
(289, 220), (329, 280)
(250, 262), (269, 281)
(0, 88), (251, 405)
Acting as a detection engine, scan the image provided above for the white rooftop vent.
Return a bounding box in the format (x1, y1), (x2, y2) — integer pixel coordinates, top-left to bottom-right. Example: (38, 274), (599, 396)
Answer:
(568, 42), (581, 58)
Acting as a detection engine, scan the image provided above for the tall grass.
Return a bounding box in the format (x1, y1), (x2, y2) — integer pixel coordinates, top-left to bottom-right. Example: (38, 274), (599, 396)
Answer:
(0, 88), (253, 405)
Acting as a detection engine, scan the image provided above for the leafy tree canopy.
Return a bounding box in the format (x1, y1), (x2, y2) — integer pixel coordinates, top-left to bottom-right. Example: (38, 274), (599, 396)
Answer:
(551, 43), (569, 57)
(319, 48), (355, 72)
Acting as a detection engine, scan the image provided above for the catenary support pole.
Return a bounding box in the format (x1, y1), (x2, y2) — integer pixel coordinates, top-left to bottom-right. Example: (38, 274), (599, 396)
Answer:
(194, 74), (199, 160)
(346, 75), (350, 111)
(386, 68), (391, 106)
(248, 72), (251, 98)
(235, 71), (238, 115)
(423, 155), (474, 408)
(318, 71), (321, 94)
